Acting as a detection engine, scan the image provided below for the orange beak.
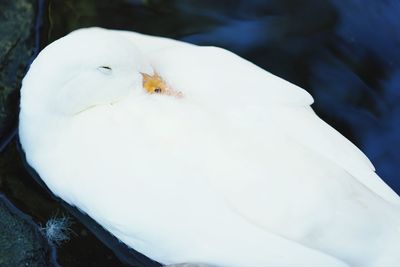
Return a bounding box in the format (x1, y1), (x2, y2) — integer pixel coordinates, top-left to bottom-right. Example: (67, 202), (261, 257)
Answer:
(142, 72), (183, 98)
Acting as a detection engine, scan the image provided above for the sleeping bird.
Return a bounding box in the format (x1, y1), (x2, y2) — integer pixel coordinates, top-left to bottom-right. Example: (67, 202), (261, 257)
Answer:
(19, 27), (400, 267)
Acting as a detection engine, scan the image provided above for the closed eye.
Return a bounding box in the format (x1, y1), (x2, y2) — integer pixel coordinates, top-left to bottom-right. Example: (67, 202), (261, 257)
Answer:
(97, 66), (112, 74)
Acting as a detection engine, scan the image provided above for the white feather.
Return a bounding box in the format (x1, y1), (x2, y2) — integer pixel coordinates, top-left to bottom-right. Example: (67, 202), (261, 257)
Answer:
(19, 27), (400, 267)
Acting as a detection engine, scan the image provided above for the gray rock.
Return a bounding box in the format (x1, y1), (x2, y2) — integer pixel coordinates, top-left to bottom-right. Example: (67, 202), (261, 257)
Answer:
(0, 1), (57, 266)
(0, 0), (36, 138)
(0, 193), (57, 267)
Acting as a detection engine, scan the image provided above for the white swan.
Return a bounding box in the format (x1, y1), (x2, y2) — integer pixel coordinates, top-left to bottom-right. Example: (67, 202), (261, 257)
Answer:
(19, 27), (400, 267)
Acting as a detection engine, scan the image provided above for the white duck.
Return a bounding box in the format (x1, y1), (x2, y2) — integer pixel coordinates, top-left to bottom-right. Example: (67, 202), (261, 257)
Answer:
(19, 27), (400, 267)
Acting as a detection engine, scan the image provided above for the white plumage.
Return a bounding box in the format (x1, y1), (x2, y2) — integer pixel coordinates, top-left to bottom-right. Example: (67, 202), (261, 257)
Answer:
(19, 28), (400, 267)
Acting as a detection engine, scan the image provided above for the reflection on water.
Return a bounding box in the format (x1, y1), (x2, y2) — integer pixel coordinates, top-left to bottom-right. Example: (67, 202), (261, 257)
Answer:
(3, 0), (399, 266)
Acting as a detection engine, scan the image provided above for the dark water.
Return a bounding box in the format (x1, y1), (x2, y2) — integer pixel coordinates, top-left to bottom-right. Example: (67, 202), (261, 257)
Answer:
(2, 0), (399, 266)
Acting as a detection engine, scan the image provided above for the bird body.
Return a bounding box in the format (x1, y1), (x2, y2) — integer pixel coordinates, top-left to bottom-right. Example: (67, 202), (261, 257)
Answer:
(19, 28), (400, 267)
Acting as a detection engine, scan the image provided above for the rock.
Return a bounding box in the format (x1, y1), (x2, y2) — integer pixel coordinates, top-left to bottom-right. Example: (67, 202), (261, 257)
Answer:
(0, 0), (36, 139)
(0, 1), (56, 265)
(0, 193), (57, 267)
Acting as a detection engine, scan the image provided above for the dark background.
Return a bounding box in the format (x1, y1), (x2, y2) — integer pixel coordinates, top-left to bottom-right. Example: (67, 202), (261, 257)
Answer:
(0, 0), (399, 266)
